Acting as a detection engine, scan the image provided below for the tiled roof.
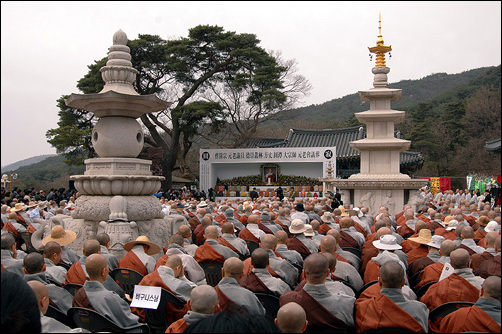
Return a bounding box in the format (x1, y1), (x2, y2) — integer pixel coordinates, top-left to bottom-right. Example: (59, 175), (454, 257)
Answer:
(247, 126), (424, 164)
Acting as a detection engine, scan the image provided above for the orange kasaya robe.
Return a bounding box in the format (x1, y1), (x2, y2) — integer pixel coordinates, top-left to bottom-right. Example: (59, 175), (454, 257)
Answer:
(395, 211), (405, 223)
(2, 221), (20, 237)
(217, 237), (240, 254)
(166, 318), (188, 333)
(363, 260), (380, 284)
(396, 214), (407, 227)
(193, 241), (226, 264)
(338, 230), (360, 249)
(419, 273), (480, 332)
(357, 282), (381, 300)
(187, 216), (201, 231)
(26, 224), (37, 233)
(416, 262), (443, 289)
(439, 304), (501, 333)
(434, 228), (456, 241)
(473, 228), (487, 244)
(396, 224), (415, 238)
(406, 245), (429, 265)
(400, 236), (420, 254)
(131, 270), (189, 324)
(242, 257), (281, 278)
(214, 285), (242, 313)
(238, 228), (260, 243)
(64, 261), (88, 286)
(419, 273), (480, 311)
(361, 247), (379, 273)
(213, 214), (226, 223)
(118, 251), (148, 276)
(286, 237), (311, 256)
(319, 223), (335, 235)
(355, 293), (425, 333)
(155, 254), (168, 271)
(239, 215), (249, 225)
(280, 288), (350, 331)
(353, 222), (367, 239)
(470, 251), (494, 272)
(274, 219), (289, 231)
(238, 271), (275, 295)
(416, 213), (431, 224)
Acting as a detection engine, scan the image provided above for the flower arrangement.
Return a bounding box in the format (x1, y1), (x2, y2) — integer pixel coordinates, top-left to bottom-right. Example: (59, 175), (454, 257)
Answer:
(215, 174), (322, 187)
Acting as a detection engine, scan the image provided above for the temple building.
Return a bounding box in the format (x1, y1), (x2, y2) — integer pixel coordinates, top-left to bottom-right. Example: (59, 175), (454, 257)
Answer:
(247, 126), (424, 179)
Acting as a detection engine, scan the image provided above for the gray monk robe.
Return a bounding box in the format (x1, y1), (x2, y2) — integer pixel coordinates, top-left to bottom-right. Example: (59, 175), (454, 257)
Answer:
(24, 272), (73, 314)
(215, 277), (266, 315)
(73, 280), (140, 328)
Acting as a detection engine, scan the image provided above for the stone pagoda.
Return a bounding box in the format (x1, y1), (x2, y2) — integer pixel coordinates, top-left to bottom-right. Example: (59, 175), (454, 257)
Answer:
(327, 15), (427, 216)
(32, 30), (188, 259)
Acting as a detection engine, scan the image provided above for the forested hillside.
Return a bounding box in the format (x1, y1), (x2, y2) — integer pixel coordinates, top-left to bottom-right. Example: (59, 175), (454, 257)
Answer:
(5, 65), (500, 191)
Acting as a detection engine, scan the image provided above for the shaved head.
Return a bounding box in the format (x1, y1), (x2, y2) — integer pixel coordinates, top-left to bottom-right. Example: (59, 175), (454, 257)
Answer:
(223, 257), (243, 280)
(83, 239), (100, 257)
(450, 248), (470, 269)
(247, 215), (259, 225)
(221, 222), (235, 234)
(251, 248), (269, 269)
(482, 276), (501, 301)
(320, 235), (337, 253)
(177, 225), (191, 238)
(204, 225), (219, 239)
(189, 285), (219, 314)
(275, 302), (307, 333)
(440, 240), (457, 257)
(85, 253), (108, 280)
(260, 234), (277, 250)
(484, 232), (499, 247)
(165, 254), (183, 270)
(380, 261), (405, 289)
(376, 227), (392, 239)
(275, 230), (288, 244)
(304, 253), (329, 283)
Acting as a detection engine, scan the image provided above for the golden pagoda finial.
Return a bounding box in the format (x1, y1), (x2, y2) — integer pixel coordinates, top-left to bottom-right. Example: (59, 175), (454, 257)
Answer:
(369, 12), (391, 67)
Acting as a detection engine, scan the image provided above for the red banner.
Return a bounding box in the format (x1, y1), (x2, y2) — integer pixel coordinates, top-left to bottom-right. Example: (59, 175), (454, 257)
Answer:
(440, 177), (451, 192)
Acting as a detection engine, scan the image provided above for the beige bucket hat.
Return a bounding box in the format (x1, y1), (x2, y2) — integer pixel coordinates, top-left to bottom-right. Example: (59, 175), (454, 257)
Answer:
(289, 219), (307, 234)
(42, 225), (77, 246)
(408, 228), (433, 244)
(123, 236), (161, 255)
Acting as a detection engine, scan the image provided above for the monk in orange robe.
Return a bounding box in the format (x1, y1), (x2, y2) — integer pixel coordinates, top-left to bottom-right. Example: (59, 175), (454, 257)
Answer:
(166, 285), (220, 333)
(131, 266), (189, 324)
(440, 276), (501, 333)
(415, 240), (457, 289)
(419, 249), (483, 332)
(355, 261), (429, 333)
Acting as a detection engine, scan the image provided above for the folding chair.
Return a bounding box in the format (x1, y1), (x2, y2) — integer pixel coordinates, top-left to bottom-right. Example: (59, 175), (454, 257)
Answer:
(45, 304), (76, 329)
(68, 307), (149, 333)
(20, 231), (39, 253)
(110, 268), (144, 296)
(199, 260), (223, 287)
(46, 276), (63, 287)
(63, 283), (83, 296)
(429, 301), (475, 324)
(143, 288), (186, 333)
(408, 269), (423, 291)
(254, 292), (280, 319)
(245, 240), (260, 254)
(356, 280), (378, 298)
(415, 280), (437, 299)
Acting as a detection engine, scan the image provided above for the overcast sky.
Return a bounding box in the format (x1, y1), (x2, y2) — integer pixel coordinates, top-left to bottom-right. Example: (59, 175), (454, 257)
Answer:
(1, 1), (501, 167)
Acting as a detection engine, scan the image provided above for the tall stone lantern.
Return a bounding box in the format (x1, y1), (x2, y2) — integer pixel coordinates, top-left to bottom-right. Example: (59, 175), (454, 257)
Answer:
(32, 30), (189, 260)
(329, 15), (428, 216)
